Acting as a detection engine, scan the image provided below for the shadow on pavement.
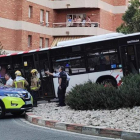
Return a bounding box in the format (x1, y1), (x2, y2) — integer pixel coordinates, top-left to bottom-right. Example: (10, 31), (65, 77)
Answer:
(1, 113), (25, 120)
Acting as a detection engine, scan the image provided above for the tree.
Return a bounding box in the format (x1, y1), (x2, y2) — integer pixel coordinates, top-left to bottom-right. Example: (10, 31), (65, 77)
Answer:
(117, 0), (140, 34)
(0, 42), (6, 55)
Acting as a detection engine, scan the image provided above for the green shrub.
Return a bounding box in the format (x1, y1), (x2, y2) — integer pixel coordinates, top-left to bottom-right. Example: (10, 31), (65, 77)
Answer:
(118, 74), (140, 107)
(66, 74), (140, 110)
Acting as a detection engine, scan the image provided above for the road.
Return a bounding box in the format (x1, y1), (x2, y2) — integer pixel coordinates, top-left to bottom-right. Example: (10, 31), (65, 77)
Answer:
(0, 114), (122, 140)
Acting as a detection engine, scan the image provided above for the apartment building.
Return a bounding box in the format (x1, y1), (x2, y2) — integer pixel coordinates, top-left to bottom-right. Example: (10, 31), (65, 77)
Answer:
(0, 0), (128, 53)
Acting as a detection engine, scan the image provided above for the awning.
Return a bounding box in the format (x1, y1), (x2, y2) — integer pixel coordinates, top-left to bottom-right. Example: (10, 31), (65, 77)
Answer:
(51, 36), (84, 47)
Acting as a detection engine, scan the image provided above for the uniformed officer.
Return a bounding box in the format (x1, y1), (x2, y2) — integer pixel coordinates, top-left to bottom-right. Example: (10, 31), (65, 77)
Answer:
(46, 66), (69, 106)
(12, 70), (29, 89)
(30, 69), (41, 107)
(58, 66), (67, 106)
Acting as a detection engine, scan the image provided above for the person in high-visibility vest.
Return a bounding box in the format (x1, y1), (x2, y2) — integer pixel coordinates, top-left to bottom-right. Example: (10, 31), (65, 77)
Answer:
(30, 69), (41, 107)
(12, 70), (29, 89)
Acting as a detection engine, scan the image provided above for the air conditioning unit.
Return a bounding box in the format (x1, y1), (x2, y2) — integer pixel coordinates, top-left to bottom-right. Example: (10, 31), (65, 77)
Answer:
(66, 4), (70, 7)
(40, 21), (44, 26)
(66, 31), (69, 35)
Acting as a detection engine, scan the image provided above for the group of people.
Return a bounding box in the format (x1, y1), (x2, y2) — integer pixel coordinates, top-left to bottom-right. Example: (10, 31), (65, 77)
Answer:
(4, 66), (70, 108)
(5, 69), (41, 107)
(67, 16), (91, 27)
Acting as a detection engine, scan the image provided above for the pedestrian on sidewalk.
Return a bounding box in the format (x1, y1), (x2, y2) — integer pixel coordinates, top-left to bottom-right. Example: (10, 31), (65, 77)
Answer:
(45, 66), (70, 106)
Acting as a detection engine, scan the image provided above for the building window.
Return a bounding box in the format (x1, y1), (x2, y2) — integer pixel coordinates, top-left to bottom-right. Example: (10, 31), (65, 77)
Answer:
(29, 6), (33, 18)
(40, 37), (43, 48)
(45, 38), (49, 47)
(28, 35), (32, 47)
(46, 11), (49, 27)
(40, 10), (44, 24)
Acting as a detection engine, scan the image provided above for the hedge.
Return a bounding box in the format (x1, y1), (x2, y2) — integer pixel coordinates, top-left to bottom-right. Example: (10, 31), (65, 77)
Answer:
(66, 74), (140, 110)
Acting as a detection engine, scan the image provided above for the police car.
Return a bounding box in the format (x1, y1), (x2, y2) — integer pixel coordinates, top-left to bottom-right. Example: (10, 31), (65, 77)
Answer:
(0, 86), (33, 118)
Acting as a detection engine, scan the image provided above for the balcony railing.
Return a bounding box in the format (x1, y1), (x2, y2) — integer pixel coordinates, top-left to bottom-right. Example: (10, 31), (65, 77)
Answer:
(53, 22), (100, 28)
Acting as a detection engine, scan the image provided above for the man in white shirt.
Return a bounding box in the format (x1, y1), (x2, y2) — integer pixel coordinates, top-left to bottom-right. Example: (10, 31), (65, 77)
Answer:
(5, 73), (13, 87)
(45, 70), (70, 82)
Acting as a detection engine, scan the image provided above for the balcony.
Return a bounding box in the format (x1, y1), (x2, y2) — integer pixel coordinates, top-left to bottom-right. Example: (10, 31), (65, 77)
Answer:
(52, 22), (112, 36)
(49, 0), (99, 9)
(53, 22), (99, 28)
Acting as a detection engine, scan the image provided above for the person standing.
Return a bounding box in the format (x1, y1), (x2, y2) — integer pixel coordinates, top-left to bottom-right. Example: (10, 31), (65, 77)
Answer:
(30, 69), (41, 107)
(45, 66), (70, 106)
(73, 16), (77, 27)
(5, 73), (13, 87)
(67, 16), (72, 27)
(86, 16), (91, 27)
(82, 17), (86, 27)
(76, 16), (82, 27)
(58, 66), (67, 106)
(12, 70), (29, 89)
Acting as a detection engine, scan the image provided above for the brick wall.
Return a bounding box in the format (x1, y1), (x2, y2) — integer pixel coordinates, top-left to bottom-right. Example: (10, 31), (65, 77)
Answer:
(0, 27), (17, 51)
(0, 0), (54, 26)
(0, 0), (126, 52)
(21, 0), (54, 27)
(0, 0), (21, 20)
(100, 9), (123, 31)
(101, 0), (126, 6)
(0, 0), (54, 51)
(20, 31), (53, 51)
(0, 27), (53, 51)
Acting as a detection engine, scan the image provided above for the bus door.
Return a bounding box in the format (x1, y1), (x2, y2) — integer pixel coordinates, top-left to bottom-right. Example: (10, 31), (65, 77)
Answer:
(22, 54), (35, 91)
(22, 53), (45, 98)
(135, 44), (140, 73)
(120, 45), (139, 76)
(38, 52), (55, 98)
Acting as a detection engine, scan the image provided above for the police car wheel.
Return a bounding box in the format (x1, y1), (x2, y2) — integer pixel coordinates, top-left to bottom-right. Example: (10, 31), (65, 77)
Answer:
(0, 102), (5, 119)
(11, 111), (24, 116)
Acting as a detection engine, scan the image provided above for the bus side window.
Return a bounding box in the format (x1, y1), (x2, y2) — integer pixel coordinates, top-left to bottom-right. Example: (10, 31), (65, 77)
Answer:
(110, 54), (119, 64)
(88, 55), (99, 72)
(109, 49), (119, 64)
(70, 59), (86, 74)
(87, 50), (117, 72)
(52, 55), (86, 75)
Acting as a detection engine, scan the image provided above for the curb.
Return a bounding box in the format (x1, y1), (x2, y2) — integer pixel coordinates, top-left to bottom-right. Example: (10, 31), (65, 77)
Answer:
(25, 112), (140, 140)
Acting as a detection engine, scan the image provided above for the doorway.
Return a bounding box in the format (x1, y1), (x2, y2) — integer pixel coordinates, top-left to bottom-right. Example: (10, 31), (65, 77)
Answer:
(22, 53), (55, 99)
(120, 45), (138, 76)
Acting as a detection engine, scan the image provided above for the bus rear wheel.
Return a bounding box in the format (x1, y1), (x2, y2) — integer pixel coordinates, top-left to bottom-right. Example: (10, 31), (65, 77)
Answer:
(101, 79), (117, 87)
(0, 102), (5, 119)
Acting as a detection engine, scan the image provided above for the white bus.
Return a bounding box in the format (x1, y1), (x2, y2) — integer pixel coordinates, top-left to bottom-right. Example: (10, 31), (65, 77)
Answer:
(0, 32), (140, 99)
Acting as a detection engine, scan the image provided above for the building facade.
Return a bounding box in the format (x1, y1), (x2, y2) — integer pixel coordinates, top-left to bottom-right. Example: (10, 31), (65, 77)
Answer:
(0, 0), (128, 53)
